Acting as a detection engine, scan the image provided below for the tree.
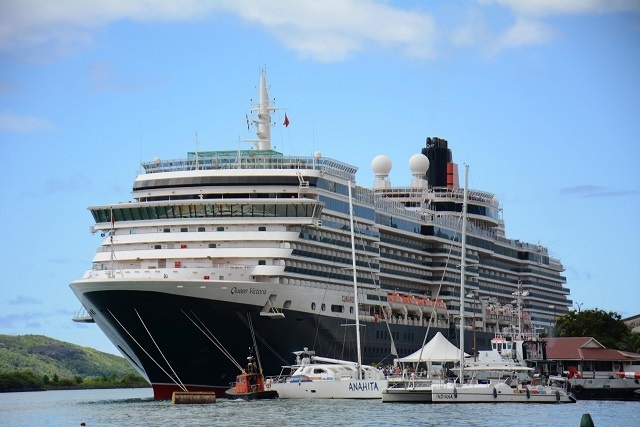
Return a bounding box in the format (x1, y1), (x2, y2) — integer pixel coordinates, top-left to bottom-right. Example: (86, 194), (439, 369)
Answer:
(554, 308), (630, 350)
(617, 333), (640, 354)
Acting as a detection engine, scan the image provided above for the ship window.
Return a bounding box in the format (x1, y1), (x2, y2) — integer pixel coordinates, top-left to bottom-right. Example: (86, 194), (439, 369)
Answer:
(321, 303), (326, 311)
(209, 243), (217, 248)
(129, 230), (136, 234)
(331, 305), (344, 313)
(311, 302), (316, 311)
(217, 227), (224, 231)
(349, 307), (354, 314)
(258, 226), (266, 231)
(163, 228), (170, 233)
(198, 227), (205, 232)
(258, 260), (266, 265)
(154, 245), (161, 249)
(181, 227), (188, 232)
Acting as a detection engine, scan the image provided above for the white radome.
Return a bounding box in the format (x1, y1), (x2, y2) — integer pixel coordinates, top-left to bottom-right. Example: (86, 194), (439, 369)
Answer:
(371, 155), (392, 178)
(408, 153), (429, 175)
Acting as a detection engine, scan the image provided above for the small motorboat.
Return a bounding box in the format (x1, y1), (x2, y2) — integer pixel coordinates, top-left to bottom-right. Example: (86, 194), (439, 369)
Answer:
(225, 356), (278, 401)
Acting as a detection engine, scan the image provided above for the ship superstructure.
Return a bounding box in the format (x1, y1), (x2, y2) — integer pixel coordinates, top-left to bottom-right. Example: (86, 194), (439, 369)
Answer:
(70, 71), (570, 399)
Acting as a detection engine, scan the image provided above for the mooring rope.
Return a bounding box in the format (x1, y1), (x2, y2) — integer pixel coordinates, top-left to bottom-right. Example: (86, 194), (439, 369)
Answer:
(107, 309), (187, 391)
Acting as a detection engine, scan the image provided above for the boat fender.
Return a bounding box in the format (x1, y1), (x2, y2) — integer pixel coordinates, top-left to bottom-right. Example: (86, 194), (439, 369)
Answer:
(492, 387), (497, 398)
(526, 388), (530, 399)
(573, 384), (583, 393)
(555, 390), (560, 402)
(453, 387), (457, 398)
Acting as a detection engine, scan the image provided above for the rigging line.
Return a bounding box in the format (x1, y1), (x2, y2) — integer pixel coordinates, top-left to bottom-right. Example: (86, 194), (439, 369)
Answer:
(181, 309), (243, 372)
(235, 312), (289, 365)
(134, 308), (186, 391)
(354, 220), (398, 361)
(107, 234), (125, 278)
(107, 309), (187, 391)
(414, 212), (463, 370)
(187, 309), (246, 372)
(245, 313), (263, 374)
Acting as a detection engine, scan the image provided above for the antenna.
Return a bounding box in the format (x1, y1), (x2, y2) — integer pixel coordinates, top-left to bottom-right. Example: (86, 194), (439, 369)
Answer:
(138, 135), (142, 175)
(195, 131), (199, 170)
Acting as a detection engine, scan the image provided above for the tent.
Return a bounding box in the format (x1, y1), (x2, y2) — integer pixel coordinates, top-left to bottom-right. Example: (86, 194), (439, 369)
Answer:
(396, 332), (468, 363)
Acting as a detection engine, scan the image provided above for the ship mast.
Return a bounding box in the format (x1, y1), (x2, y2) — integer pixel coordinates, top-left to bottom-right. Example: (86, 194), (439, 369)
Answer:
(348, 181), (363, 379)
(459, 165), (469, 381)
(246, 69), (276, 150)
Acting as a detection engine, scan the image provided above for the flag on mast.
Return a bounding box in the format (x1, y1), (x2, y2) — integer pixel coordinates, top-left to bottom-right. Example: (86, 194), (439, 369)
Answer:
(283, 113), (290, 127)
(245, 114), (250, 130)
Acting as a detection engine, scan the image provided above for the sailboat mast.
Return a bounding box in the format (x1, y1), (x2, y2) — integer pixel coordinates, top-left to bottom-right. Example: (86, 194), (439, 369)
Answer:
(348, 181), (363, 379)
(459, 165), (469, 379)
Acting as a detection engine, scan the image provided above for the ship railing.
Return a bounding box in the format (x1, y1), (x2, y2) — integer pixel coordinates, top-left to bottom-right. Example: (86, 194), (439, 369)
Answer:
(141, 154), (357, 181)
(91, 263), (255, 272)
(429, 186), (497, 205)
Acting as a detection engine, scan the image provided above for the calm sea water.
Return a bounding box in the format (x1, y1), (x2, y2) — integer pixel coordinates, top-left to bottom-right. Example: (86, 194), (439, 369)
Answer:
(0, 388), (638, 427)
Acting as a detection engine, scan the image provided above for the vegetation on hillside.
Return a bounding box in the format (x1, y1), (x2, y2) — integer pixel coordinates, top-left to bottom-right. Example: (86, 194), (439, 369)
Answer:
(0, 334), (149, 392)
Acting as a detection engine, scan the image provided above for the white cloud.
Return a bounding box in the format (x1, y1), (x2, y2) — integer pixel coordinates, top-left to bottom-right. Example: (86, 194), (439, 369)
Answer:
(1, 0), (637, 62)
(0, 0), (436, 62)
(464, 0), (640, 56)
(0, 112), (52, 132)
(488, 18), (555, 54)
(227, 0), (436, 61)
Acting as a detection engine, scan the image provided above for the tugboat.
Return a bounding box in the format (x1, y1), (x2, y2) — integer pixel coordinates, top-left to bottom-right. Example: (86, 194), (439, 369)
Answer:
(225, 355), (279, 401)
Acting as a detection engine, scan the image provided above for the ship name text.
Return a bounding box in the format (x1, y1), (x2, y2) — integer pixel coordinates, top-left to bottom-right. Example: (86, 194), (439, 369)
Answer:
(348, 382), (380, 392)
(230, 287), (267, 295)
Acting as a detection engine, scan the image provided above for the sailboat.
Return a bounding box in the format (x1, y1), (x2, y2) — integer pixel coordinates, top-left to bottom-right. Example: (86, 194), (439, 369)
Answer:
(429, 166), (575, 403)
(384, 165), (576, 404)
(268, 182), (388, 399)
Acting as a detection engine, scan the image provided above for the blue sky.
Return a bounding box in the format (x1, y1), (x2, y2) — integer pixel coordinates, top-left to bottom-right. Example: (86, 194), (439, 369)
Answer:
(0, 0), (638, 355)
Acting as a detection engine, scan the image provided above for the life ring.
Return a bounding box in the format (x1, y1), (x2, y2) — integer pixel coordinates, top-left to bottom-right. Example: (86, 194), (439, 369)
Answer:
(573, 384), (583, 393)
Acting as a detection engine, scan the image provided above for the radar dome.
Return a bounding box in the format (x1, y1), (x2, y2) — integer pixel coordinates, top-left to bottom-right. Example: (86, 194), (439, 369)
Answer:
(371, 155), (392, 178)
(409, 154), (429, 175)
(492, 195), (499, 206)
(314, 151), (322, 159)
(154, 157), (162, 165)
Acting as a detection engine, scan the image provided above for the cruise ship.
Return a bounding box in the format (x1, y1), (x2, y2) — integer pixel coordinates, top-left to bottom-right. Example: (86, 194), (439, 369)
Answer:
(70, 72), (571, 399)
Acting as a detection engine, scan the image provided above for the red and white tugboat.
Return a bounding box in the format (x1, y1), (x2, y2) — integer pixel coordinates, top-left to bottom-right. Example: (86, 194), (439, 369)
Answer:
(225, 355), (278, 401)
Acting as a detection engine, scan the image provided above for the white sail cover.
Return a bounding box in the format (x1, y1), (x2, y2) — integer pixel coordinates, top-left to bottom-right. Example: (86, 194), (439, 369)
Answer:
(397, 332), (468, 363)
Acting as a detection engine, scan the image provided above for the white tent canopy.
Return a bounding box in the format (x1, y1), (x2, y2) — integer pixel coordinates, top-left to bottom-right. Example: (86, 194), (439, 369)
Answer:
(396, 332), (468, 363)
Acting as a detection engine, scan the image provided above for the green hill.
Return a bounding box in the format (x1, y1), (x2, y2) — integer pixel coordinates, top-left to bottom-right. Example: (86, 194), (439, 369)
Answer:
(0, 334), (149, 392)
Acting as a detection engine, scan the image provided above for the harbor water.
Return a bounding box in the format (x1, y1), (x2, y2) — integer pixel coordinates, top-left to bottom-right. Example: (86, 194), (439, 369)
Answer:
(0, 388), (638, 426)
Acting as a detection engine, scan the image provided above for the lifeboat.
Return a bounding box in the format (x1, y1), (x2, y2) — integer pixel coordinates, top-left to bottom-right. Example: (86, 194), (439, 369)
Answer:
(388, 293), (407, 314)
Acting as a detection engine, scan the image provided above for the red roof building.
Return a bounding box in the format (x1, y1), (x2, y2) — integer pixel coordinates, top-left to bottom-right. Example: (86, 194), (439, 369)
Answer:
(544, 337), (640, 377)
